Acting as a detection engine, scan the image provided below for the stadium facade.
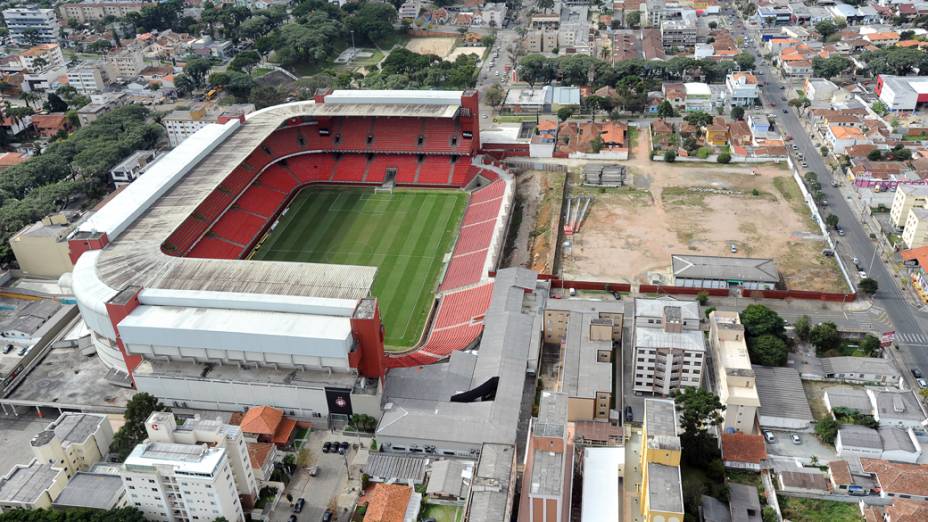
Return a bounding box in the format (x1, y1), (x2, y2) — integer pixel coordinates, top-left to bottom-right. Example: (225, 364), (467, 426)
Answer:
(67, 90), (517, 420)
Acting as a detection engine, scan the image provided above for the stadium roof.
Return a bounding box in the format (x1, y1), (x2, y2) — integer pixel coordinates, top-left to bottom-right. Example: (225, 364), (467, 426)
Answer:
(73, 101), (381, 309)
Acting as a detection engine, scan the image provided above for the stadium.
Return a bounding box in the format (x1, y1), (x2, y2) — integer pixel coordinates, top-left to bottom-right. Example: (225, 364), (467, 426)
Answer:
(68, 90), (514, 417)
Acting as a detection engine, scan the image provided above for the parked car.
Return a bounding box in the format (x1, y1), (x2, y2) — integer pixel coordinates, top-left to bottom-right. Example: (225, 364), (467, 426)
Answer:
(919, 378), (928, 389)
(791, 433), (801, 445)
(294, 498), (305, 513)
(308, 466), (319, 477)
(289, 515), (298, 522)
(848, 485), (867, 496)
(764, 431), (776, 443)
(322, 510), (334, 522)
(2, 345), (13, 355)
(858, 270), (867, 279)
(783, 109), (788, 113)
(730, 244), (738, 253)
(837, 227), (845, 236)
(16, 346), (27, 356)
(339, 441), (350, 454)
(912, 368), (923, 379)
(800, 161), (808, 168)
(625, 406), (633, 422)
(322, 441), (332, 453)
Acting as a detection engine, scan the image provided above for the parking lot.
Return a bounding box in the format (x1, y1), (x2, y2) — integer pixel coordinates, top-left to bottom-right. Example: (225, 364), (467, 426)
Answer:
(762, 429), (838, 463)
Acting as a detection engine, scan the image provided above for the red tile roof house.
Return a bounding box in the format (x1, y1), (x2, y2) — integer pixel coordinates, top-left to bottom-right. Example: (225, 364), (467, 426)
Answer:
(364, 483), (419, 522)
(30, 113), (72, 138)
(237, 406), (298, 448)
(721, 433), (768, 471)
(861, 458), (928, 500)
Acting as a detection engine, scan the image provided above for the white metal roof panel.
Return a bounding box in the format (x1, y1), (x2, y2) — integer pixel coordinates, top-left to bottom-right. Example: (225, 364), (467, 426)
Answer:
(581, 447), (624, 522)
(138, 288), (359, 317)
(325, 89), (464, 105)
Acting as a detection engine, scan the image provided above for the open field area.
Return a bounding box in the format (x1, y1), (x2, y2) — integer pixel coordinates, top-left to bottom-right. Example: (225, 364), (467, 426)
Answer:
(406, 37), (457, 58)
(778, 496), (863, 522)
(251, 187), (466, 348)
(446, 46), (487, 61)
(561, 130), (844, 292)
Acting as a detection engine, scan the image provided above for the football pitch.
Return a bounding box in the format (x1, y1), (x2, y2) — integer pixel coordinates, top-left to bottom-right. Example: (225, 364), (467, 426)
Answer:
(250, 187), (467, 348)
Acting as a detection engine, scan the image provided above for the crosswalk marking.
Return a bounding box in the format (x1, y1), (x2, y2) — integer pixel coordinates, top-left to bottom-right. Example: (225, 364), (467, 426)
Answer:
(897, 332), (928, 345)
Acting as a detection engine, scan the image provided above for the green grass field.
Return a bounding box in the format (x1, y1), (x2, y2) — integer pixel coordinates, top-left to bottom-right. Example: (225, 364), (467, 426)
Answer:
(251, 187), (467, 349)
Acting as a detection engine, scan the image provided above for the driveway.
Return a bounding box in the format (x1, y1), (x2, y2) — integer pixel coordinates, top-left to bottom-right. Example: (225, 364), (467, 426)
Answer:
(764, 430), (837, 463)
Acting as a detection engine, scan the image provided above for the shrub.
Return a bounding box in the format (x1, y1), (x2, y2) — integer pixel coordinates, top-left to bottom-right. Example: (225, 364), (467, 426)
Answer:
(717, 152), (731, 163)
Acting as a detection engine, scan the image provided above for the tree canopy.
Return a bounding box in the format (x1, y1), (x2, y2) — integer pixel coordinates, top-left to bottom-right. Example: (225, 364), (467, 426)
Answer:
(0, 507), (148, 521)
(740, 304), (786, 339)
(111, 393), (170, 461)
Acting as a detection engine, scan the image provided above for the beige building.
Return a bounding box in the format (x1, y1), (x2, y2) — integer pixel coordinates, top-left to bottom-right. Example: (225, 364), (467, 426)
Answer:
(9, 211), (85, 278)
(543, 299), (622, 421)
(517, 392), (573, 522)
(67, 64), (108, 94)
(708, 311), (760, 433)
(104, 44), (145, 79)
(523, 29), (558, 53)
(30, 413), (113, 476)
(633, 298), (706, 395)
(891, 185), (928, 229)
(0, 460), (68, 511)
(59, 1), (146, 23)
(903, 207), (928, 249)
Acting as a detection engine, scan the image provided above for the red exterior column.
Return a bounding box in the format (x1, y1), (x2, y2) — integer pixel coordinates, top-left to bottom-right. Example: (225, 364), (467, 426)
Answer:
(460, 90), (481, 154)
(104, 286), (145, 383)
(349, 298), (386, 379)
(68, 232), (109, 264)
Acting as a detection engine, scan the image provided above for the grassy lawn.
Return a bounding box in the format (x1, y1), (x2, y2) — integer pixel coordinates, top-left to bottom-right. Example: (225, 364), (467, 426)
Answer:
(778, 496), (863, 522)
(726, 470), (764, 498)
(252, 67), (273, 78)
(251, 187), (466, 348)
(421, 504), (462, 522)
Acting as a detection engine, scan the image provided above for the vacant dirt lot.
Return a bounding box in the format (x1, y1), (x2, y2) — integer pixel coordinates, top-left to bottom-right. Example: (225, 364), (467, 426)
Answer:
(561, 128), (844, 292)
(405, 37), (456, 58)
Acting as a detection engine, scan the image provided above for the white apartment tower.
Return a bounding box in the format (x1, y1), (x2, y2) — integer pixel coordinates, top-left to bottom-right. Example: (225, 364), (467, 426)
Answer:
(708, 311), (760, 432)
(144, 412), (258, 504)
(121, 442), (245, 522)
(633, 298), (706, 395)
(2, 8), (59, 45)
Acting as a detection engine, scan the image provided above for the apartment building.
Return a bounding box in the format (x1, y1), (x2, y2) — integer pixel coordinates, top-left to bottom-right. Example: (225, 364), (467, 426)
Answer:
(67, 64), (107, 93)
(708, 311), (760, 433)
(30, 413), (113, 476)
(59, 1), (146, 23)
(20, 43), (67, 92)
(104, 45), (145, 79)
(144, 412), (258, 505)
(891, 184), (928, 229)
(660, 14), (697, 51)
(640, 399), (684, 522)
(2, 8), (59, 45)
(163, 104), (254, 146)
(726, 72), (759, 107)
(523, 29), (558, 53)
(903, 207), (928, 249)
(0, 460), (68, 512)
(77, 92), (129, 126)
(121, 442), (245, 522)
(517, 392), (574, 522)
(633, 298), (705, 396)
(110, 150), (158, 186)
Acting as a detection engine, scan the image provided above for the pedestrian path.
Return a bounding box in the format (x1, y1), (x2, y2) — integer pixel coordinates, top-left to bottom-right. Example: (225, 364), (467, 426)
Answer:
(896, 332), (928, 346)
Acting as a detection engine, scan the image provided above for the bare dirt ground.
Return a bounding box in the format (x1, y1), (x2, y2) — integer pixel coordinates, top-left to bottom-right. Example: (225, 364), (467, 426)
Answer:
(446, 46), (486, 61)
(561, 128), (845, 292)
(405, 37), (456, 58)
(503, 170), (565, 274)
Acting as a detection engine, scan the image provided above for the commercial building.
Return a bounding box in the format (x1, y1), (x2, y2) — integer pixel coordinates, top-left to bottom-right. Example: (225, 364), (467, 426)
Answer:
(640, 399), (684, 522)
(77, 92), (129, 126)
(9, 211), (85, 278)
(708, 311), (760, 432)
(836, 426), (922, 463)
(804, 78), (839, 104)
(683, 82), (712, 112)
(543, 299), (621, 421)
(59, 1), (146, 23)
(827, 125), (865, 154)
(875, 75), (928, 113)
(121, 442), (246, 522)
(30, 413), (113, 476)
(672, 254), (779, 290)
(820, 357), (902, 387)
(0, 460), (68, 512)
(753, 366), (813, 430)
(110, 150), (158, 186)
(661, 15), (697, 51)
(726, 72), (759, 107)
(868, 389), (927, 429)
(143, 412), (259, 504)
(579, 447), (623, 522)
(633, 298), (705, 395)
(2, 8), (59, 45)
(518, 392), (573, 522)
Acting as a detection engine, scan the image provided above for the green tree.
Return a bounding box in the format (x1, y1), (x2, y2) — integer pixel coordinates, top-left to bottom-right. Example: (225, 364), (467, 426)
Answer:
(740, 304), (786, 339)
(871, 100), (889, 116)
(683, 111), (713, 127)
(810, 322), (841, 353)
(664, 150), (677, 162)
(762, 506), (778, 522)
(891, 146), (912, 161)
(173, 74), (196, 96)
(518, 54), (556, 88)
(734, 52), (755, 71)
(656, 100), (675, 117)
(184, 58), (212, 88)
(749, 334), (789, 366)
(859, 334), (881, 356)
(674, 387), (725, 439)
(225, 71), (256, 100)
(815, 417), (839, 445)
(717, 152), (732, 163)
(537, 0), (555, 13)
(825, 214), (839, 229)
(557, 106), (574, 122)
(858, 277), (878, 295)
(812, 55), (852, 78)
(111, 393), (170, 460)
(815, 20), (839, 42)
(868, 149), (884, 161)
(795, 315), (811, 341)
(696, 291), (709, 306)
(625, 11), (641, 28)
(229, 50), (260, 71)
(730, 106), (745, 120)
(348, 2), (398, 44)
(484, 83), (505, 107)
(590, 135), (604, 153)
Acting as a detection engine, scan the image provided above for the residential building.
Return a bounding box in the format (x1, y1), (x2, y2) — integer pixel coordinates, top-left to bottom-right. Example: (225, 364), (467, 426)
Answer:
(683, 82), (711, 112)
(110, 150), (158, 186)
(53, 471), (127, 511)
(30, 413), (113, 476)
(753, 366), (814, 430)
(144, 411), (259, 504)
(31, 113), (73, 138)
(189, 35), (233, 60)
(120, 442), (246, 522)
(517, 392), (573, 522)
(67, 64), (108, 93)
(0, 152), (27, 171)
(861, 459), (928, 500)
(364, 483), (420, 522)
(163, 104), (254, 147)
(875, 75), (928, 113)
(2, 8), (59, 46)
(245, 443), (276, 484)
(482, 3), (507, 26)
(891, 185), (928, 229)
(543, 299), (621, 421)
(523, 29), (559, 53)
(59, 1), (146, 23)
(826, 125), (865, 154)
(903, 207), (928, 249)
(661, 14), (697, 50)
(820, 357), (902, 387)
(104, 45), (146, 79)
(0, 460), (68, 511)
(671, 254), (779, 290)
(726, 72), (759, 107)
(720, 433), (767, 471)
(640, 399), (684, 522)
(427, 460), (472, 502)
(777, 471), (829, 494)
(20, 43), (67, 92)
(397, 0), (421, 19)
(805, 78), (839, 103)
(237, 406), (297, 448)
(728, 483), (762, 522)
(633, 298), (705, 395)
(708, 311), (760, 432)
(77, 92), (129, 126)
(9, 211), (85, 278)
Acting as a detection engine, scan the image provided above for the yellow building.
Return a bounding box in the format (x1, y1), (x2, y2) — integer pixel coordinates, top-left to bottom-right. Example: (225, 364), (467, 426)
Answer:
(640, 399), (684, 522)
(9, 212), (83, 278)
(903, 207), (928, 249)
(890, 185), (928, 230)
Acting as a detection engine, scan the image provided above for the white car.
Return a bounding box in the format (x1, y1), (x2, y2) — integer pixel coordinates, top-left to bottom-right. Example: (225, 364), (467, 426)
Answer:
(919, 378), (928, 389)
(791, 434), (801, 445)
(764, 431), (776, 443)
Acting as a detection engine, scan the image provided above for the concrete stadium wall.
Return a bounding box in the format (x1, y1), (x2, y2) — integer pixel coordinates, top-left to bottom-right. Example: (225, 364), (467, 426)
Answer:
(741, 289), (857, 302)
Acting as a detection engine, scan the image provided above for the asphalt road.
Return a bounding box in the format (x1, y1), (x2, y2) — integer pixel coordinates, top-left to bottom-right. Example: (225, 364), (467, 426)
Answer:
(736, 20), (928, 378)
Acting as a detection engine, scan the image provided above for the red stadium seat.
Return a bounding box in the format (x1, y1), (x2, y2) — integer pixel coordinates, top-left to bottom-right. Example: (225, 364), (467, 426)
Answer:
(258, 166), (299, 193)
(455, 221), (497, 256)
(370, 118), (422, 153)
(439, 249), (488, 292)
(236, 186), (286, 218)
(287, 154), (336, 184)
(331, 154), (369, 182)
(188, 236), (243, 259)
(417, 156), (452, 185)
(212, 209), (267, 246)
(432, 283), (493, 329)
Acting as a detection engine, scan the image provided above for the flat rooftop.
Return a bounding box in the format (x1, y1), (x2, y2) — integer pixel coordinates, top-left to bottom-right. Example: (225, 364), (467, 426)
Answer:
(134, 358), (363, 390)
(672, 254), (779, 283)
(534, 391), (568, 438)
(48, 413), (104, 445)
(645, 399), (678, 438)
(752, 366), (814, 422)
(467, 443), (514, 522)
(529, 450), (563, 497)
(580, 447), (623, 522)
(53, 472), (124, 510)
(125, 442), (223, 475)
(0, 461), (62, 505)
(647, 462), (684, 514)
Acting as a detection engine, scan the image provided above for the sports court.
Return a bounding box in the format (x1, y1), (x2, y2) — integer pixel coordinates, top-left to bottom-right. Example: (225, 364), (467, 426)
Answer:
(251, 187), (467, 348)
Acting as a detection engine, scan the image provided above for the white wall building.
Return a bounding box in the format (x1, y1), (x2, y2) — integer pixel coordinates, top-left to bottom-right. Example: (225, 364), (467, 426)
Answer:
(121, 442), (245, 522)
(2, 8), (59, 45)
(633, 298), (705, 395)
(725, 72), (759, 107)
(67, 64), (108, 94)
(708, 311), (760, 433)
(30, 413), (113, 476)
(110, 150), (158, 186)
